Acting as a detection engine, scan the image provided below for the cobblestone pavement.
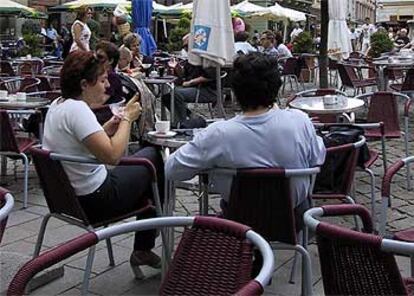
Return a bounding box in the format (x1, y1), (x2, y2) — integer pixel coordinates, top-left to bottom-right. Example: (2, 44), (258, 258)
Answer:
(0, 84), (413, 295)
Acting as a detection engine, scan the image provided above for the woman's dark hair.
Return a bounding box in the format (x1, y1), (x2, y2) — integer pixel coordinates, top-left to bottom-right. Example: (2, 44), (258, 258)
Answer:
(96, 40), (120, 69)
(231, 52), (282, 111)
(76, 6), (91, 21)
(235, 31), (249, 42)
(275, 33), (284, 46)
(60, 51), (106, 99)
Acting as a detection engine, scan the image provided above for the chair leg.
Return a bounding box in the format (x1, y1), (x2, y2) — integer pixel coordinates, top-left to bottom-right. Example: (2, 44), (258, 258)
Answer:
(289, 252), (299, 284)
(105, 238), (115, 267)
(364, 168), (377, 228)
(282, 76), (286, 95)
(411, 255), (414, 277)
(33, 213), (52, 258)
(81, 246), (96, 296)
(404, 117), (411, 190)
(296, 244), (313, 296)
(379, 196), (389, 236)
(20, 153), (29, 208)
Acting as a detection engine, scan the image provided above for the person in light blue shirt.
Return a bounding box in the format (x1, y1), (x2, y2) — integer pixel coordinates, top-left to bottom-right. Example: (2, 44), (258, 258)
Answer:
(259, 31), (279, 58)
(166, 52), (325, 214)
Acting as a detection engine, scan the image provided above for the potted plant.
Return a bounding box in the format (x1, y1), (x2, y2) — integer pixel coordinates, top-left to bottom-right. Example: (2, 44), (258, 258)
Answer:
(18, 20), (43, 57)
(368, 31), (394, 58)
(166, 15), (191, 53)
(292, 32), (316, 82)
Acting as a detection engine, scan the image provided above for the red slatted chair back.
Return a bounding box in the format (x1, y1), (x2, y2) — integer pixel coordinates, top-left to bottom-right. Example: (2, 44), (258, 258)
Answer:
(30, 147), (90, 225)
(316, 221), (408, 295)
(366, 92), (401, 138)
(160, 216), (256, 296)
(225, 168), (298, 245)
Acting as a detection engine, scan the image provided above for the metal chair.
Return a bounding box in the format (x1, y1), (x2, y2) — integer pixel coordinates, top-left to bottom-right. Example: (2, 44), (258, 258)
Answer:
(17, 59), (44, 76)
(0, 77), (40, 94)
(34, 75), (60, 91)
(305, 204), (414, 296)
(337, 63), (377, 96)
(280, 57), (304, 94)
(380, 156), (414, 235)
(26, 90), (61, 102)
(223, 166), (321, 296)
(390, 68), (414, 95)
(314, 123), (387, 227)
(0, 187), (14, 244)
(0, 110), (37, 208)
(0, 61), (15, 77)
(8, 216), (274, 296)
(29, 146), (164, 294)
(355, 92), (412, 165)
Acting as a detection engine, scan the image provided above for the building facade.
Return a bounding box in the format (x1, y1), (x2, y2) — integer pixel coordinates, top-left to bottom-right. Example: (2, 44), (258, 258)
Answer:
(376, 0), (414, 23)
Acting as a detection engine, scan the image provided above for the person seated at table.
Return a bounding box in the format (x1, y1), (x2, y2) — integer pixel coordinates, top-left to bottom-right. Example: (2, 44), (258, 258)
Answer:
(121, 33), (153, 70)
(234, 31), (257, 55)
(275, 32), (292, 58)
(394, 28), (410, 49)
(43, 51), (164, 279)
(260, 30), (279, 57)
(96, 40), (123, 104)
(166, 52), (326, 225)
(118, 46), (143, 78)
(162, 59), (217, 126)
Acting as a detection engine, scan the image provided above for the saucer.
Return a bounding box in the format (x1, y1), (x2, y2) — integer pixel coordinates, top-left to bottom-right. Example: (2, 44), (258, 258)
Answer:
(148, 131), (177, 138)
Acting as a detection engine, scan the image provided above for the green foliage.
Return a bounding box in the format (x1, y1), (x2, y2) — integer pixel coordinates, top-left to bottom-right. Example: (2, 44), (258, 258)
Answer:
(21, 20), (41, 35)
(18, 33), (43, 57)
(166, 16), (191, 52)
(292, 31), (314, 54)
(87, 19), (101, 50)
(369, 31), (394, 58)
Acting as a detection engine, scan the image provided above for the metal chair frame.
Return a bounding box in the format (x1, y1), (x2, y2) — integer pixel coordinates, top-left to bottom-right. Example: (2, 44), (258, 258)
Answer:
(304, 204), (414, 296)
(0, 187), (14, 244)
(30, 147), (164, 295)
(0, 110), (38, 208)
(8, 216), (274, 296)
(355, 91), (412, 186)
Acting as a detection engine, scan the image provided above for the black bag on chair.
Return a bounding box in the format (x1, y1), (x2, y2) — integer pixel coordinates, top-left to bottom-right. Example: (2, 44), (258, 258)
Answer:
(314, 125), (370, 193)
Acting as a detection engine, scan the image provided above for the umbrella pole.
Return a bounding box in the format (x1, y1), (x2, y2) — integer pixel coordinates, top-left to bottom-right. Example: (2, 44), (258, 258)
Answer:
(216, 65), (226, 119)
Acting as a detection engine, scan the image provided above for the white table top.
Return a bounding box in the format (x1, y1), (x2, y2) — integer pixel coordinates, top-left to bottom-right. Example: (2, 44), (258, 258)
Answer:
(0, 97), (49, 110)
(372, 57), (414, 67)
(289, 96), (365, 114)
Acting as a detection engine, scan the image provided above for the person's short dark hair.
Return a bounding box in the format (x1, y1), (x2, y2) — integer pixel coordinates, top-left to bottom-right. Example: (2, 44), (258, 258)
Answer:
(261, 30), (275, 42)
(235, 31), (249, 42)
(96, 40), (120, 69)
(275, 33), (284, 46)
(231, 52), (282, 111)
(61, 51), (106, 99)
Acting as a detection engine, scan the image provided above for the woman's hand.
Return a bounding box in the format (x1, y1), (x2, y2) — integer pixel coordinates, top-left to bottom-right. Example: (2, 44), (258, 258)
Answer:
(103, 116), (121, 137)
(124, 94), (142, 121)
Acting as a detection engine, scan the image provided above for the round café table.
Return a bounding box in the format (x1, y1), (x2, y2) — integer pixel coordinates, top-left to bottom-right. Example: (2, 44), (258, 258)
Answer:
(0, 96), (49, 110)
(288, 95), (365, 123)
(373, 57), (414, 91)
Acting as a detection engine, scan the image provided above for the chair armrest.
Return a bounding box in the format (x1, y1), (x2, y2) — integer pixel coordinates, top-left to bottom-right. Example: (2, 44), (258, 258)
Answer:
(321, 204), (374, 232)
(7, 233), (98, 296)
(118, 157), (157, 181)
(382, 157), (414, 198)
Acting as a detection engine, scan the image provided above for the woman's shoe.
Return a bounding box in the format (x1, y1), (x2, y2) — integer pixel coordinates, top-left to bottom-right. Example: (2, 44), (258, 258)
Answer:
(129, 250), (161, 279)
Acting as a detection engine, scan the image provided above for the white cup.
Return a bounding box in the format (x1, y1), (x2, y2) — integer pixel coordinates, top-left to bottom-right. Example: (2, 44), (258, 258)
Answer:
(26, 54), (32, 59)
(16, 92), (27, 102)
(155, 121), (170, 134)
(323, 95), (337, 105)
(0, 90), (7, 99)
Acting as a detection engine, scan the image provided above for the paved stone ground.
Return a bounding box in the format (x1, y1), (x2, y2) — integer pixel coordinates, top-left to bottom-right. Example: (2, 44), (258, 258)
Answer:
(1, 83), (413, 295)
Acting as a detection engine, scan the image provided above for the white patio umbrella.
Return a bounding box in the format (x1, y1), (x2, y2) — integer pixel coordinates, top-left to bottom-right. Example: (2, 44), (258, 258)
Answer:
(255, 3), (306, 22)
(0, 0), (44, 17)
(327, 0), (352, 60)
(231, 0), (267, 17)
(188, 0), (234, 117)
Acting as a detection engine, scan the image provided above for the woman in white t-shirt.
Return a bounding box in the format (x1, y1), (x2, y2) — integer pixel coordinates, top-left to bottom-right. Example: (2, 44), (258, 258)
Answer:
(43, 51), (164, 279)
(275, 33), (292, 58)
(70, 6), (92, 52)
